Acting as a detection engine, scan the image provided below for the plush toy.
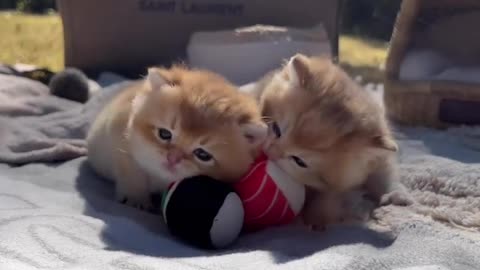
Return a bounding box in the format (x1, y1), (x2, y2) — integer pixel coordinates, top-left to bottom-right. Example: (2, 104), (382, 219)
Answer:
(234, 153), (306, 231)
(161, 153), (306, 249)
(49, 68), (90, 103)
(161, 175), (244, 249)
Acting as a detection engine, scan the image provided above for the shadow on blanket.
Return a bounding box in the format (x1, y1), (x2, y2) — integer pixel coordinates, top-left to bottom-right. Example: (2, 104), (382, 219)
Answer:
(75, 160), (395, 263)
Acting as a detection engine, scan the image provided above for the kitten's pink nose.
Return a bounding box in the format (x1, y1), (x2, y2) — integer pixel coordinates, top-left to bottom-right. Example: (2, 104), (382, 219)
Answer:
(167, 149), (184, 166)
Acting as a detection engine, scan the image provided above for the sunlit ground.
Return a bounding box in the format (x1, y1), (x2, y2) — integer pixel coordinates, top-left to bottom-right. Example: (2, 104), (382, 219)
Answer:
(0, 11), (388, 82)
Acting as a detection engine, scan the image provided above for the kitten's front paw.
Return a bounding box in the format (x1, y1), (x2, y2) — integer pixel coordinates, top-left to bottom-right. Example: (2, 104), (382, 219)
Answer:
(301, 212), (327, 232)
(380, 190), (414, 206)
(301, 206), (338, 231)
(116, 190), (152, 210)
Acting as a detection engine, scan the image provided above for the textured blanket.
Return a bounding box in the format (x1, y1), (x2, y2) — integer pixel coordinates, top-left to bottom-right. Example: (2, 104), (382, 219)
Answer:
(0, 75), (479, 269)
(0, 74), (129, 164)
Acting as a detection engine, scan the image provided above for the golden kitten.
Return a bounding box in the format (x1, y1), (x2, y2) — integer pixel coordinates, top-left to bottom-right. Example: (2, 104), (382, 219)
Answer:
(87, 66), (267, 209)
(243, 54), (412, 227)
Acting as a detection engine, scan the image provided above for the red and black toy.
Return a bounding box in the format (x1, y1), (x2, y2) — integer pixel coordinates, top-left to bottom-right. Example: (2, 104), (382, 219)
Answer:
(161, 153), (306, 249)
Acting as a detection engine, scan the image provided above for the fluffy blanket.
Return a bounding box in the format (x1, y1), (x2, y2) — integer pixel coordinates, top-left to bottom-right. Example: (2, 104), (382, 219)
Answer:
(0, 74), (128, 164)
(0, 75), (479, 270)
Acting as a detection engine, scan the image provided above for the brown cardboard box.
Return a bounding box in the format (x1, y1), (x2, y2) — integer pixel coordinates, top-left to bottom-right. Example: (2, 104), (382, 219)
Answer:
(57, 0), (342, 77)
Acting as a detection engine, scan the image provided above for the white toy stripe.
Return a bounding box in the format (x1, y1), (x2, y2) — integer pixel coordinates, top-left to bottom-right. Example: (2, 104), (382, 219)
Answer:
(266, 161), (305, 214)
(239, 160), (267, 183)
(243, 174), (268, 203)
(277, 202), (289, 223)
(162, 180), (182, 225)
(250, 188), (279, 221)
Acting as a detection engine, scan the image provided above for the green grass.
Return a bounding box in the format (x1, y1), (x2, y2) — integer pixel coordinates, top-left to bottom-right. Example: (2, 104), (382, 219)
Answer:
(339, 35), (389, 83)
(340, 35), (388, 69)
(0, 11), (63, 71)
(0, 11), (389, 81)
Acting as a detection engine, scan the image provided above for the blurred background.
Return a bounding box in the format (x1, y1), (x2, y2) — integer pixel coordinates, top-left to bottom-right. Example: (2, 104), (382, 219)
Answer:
(0, 0), (402, 82)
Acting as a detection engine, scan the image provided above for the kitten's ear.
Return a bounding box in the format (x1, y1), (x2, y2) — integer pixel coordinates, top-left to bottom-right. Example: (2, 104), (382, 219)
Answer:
(286, 54), (311, 88)
(147, 67), (168, 89)
(371, 135), (398, 152)
(240, 121), (268, 147)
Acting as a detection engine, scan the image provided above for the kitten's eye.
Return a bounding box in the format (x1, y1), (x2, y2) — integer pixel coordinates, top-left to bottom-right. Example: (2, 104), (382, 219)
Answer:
(271, 122), (281, 138)
(193, 148), (213, 162)
(157, 128), (172, 141)
(291, 156), (307, 168)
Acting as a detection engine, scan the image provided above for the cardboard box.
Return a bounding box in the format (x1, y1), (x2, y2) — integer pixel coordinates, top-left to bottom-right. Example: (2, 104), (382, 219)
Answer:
(57, 0), (342, 77)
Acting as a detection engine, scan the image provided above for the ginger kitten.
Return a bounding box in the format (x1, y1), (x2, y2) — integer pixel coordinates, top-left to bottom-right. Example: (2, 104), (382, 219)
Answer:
(87, 66), (267, 209)
(247, 54), (411, 227)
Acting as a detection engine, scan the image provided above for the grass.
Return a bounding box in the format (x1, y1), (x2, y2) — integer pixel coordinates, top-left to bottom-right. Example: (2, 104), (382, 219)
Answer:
(0, 11), (63, 71)
(339, 35), (389, 82)
(340, 35), (388, 69)
(0, 11), (389, 81)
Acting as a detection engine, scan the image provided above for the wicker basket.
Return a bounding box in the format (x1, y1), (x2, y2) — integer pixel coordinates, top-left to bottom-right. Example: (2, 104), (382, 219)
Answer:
(385, 0), (480, 128)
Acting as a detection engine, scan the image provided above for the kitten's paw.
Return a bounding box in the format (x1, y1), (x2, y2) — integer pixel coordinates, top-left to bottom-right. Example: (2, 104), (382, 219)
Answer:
(380, 190), (414, 206)
(116, 191), (152, 210)
(301, 208), (338, 231)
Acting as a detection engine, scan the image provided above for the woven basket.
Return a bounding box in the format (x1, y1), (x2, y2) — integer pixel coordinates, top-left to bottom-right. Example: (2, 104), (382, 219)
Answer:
(385, 0), (480, 128)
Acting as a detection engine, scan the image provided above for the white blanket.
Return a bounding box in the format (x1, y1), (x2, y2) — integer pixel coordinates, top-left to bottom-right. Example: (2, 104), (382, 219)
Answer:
(0, 76), (479, 270)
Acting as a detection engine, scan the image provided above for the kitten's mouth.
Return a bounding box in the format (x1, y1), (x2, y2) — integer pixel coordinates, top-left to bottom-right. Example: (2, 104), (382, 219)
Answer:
(270, 159), (294, 178)
(164, 162), (177, 173)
